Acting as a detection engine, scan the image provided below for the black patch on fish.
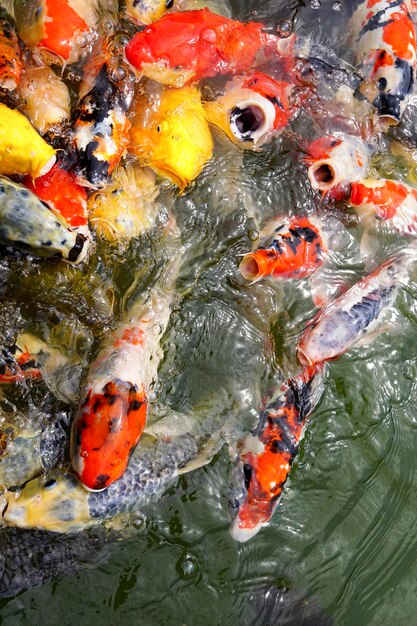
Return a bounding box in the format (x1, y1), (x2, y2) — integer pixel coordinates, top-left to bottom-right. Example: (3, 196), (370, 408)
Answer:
(358, 0), (404, 38)
(68, 233), (87, 263)
(94, 474), (110, 489)
(292, 226), (318, 243)
(347, 286), (395, 334)
(372, 58), (414, 120)
(128, 399), (143, 412)
(243, 463), (253, 490)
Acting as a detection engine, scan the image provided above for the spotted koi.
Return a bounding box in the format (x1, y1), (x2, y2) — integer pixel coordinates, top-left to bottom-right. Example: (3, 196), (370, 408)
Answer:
(124, 8), (295, 87)
(0, 9), (22, 91)
(239, 216), (327, 283)
(230, 365), (324, 542)
(349, 0), (417, 122)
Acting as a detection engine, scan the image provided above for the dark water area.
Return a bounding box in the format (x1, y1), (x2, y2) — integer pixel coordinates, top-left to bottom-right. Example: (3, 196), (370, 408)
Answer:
(2, 0), (417, 624)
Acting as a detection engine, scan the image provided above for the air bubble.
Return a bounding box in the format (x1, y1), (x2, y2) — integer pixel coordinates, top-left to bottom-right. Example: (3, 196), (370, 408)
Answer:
(248, 230), (259, 241)
(276, 20), (292, 37)
(111, 66), (127, 83)
(332, 1), (342, 9)
(132, 513), (147, 531)
(310, 0), (321, 8)
(75, 34), (88, 47)
(152, 323), (164, 336)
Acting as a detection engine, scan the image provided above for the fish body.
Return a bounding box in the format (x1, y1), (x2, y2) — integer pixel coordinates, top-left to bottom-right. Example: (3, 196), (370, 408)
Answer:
(230, 366), (324, 542)
(73, 31), (134, 189)
(349, 0), (417, 122)
(0, 11), (22, 90)
(23, 161), (90, 238)
(0, 102), (56, 178)
(14, 0), (94, 63)
(297, 250), (414, 366)
(0, 175), (88, 262)
(204, 73), (294, 148)
(130, 85), (213, 189)
(124, 8), (287, 87)
(17, 66), (70, 134)
(88, 164), (158, 244)
(70, 263), (179, 491)
(239, 216), (327, 282)
(306, 133), (372, 192)
(349, 178), (417, 235)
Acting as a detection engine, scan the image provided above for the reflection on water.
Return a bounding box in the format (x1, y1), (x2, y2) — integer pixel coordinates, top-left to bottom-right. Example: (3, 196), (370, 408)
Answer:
(2, 0), (417, 623)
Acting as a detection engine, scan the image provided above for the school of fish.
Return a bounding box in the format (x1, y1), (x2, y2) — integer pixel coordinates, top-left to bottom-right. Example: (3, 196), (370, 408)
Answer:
(0, 0), (416, 555)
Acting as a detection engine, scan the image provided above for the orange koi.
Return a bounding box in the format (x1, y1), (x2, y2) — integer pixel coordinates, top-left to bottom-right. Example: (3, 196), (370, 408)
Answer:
(125, 8), (293, 86)
(239, 216), (327, 282)
(230, 365), (324, 542)
(0, 348), (41, 385)
(23, 161), (90, 236)
(305, 133), (373, 192)
(349, 178), (417, 235)
(0, 10), (22, 91)
(204, 72), (295, 148)
(14, 0), (96, 63)
(350, 0), (417, 122)
(70, 256), (180, 491)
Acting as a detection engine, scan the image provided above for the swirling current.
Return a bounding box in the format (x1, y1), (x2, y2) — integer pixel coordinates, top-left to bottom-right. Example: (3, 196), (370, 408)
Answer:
(2, 0), (417, 624)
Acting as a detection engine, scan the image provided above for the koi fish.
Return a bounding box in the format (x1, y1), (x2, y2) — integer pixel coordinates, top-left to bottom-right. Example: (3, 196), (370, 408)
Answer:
(0, 102), (56, 178)
(0, 175), (88, 262)
(230, 365), (324, 542)
(23, 161), (90, 239)
(204, 73), (295, 148)
(17, 66), (70, 135)
(297, 247), (417, 366)
(129, 84), (213, 189)
(348, 178), (417, 235)
(123, 0), (175, 24)
(0, 344), (41, 385)
(0, 8), (22, 90)
(72, 24), (134, 189)
(124, 8), (293, 87)
(2, 402), (234, 532)
(349, 0), (417, 123)
(239, 216), (327, 283)
(14, 0), (97, 63)
(305, 133), (373, 192)
(88, 164), (158, 244)
(70, 253), (181, 491)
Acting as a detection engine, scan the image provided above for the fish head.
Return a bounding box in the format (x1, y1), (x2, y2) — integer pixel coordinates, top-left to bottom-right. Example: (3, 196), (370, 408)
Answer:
(2, 471), (91, 533)
(125, 0), (176, 25)
(205, 74), (291, 149)
(14, 0), (46, 46)
(130, 86), (213, 189)
(357, 51), (414, 124)
(71, 379), (148, 491)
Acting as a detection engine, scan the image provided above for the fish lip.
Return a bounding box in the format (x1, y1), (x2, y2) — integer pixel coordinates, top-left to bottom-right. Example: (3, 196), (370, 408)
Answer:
(229, 516), (264, 542)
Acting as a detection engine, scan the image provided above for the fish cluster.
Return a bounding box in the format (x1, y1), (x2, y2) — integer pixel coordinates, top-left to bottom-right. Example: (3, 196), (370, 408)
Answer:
(0, 0), (416, 546)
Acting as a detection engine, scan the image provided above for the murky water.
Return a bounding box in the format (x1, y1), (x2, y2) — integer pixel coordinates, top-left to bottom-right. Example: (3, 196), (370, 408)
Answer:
(2, 0), (417, 623)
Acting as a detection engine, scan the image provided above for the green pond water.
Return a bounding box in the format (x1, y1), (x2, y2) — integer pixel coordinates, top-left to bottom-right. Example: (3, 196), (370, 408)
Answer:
(2, 0), (417, 623)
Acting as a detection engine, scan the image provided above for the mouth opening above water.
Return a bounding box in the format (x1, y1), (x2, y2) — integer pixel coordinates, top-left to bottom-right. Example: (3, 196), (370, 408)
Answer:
(231, 104), (266, 141)
(239, 255), (261, 281)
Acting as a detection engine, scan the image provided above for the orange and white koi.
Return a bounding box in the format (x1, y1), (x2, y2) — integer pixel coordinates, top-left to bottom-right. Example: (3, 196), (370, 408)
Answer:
(349, 0), (417, 122)
(230, 365), (324, 542)
(70, 254), (181, 491)
(14, 0), (97, 64)
(297, 247), (417, 366)
(17, 65), (70, 135)
(239, 216), (327, 282)
(204, 72), (295, 148)
(0, 9), (22, 91)
(348, 178), (417, 235)
(305, 133), (373, 192)
(23, 161), (90, 238)
(72, 25), (134, 189)
(124, 8), (294, 87)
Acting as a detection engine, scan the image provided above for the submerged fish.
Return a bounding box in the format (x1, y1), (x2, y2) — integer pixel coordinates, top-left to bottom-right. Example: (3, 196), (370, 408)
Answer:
(124, 8), (293, 87)
(0, 175), (88, 263)
(72, 23), (135, 188)
(70, 252), (181, 491)
(239, 215), (327, 283)
(0, 8), (22, 91)
(297, 247), (417, 366)
(305, 133), (373, 192)
(14, 0), (96, 63)
(129, 84), (213, 189)
(349, 0), (417, 123)
(88, 164), (158, 244)
(23, 161), (90, 239)
(348, 178), (417, 236)
(0, 102), (56, 178)
(204, 73), (295, 148)
(17, 65), (71, 135)
(230, 365), (324, 542)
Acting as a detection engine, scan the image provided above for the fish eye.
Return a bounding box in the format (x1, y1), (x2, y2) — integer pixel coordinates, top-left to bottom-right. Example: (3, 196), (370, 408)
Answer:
(377, 77), (387, 91)
(166, 0), (174, 7)
(44, 478), (57, 490)
(230, 105), (266, 142)
(156, 125), (161, 132)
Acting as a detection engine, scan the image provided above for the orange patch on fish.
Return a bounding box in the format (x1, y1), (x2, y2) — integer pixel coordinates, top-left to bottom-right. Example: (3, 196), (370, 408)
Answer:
(350, 179), (409, 219)
(114, 328), (145, 348)
(40, 0), (88, 60)
(381, 10), (416, 61)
